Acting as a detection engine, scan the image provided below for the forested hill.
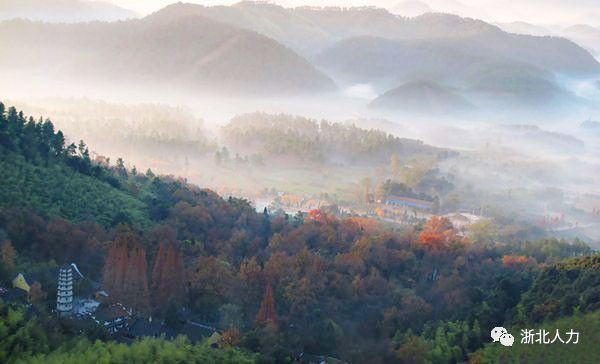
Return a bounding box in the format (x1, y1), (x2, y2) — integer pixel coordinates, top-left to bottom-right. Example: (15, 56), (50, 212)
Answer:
(0, 102), (149, 227)
(0, 102), (256, 230)
(475, 256), (600, 363)
(0, 103), (597, 363)
(221, 112), (451, 164)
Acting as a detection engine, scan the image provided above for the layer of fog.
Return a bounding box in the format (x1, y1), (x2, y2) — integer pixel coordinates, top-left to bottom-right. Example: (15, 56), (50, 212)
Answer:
(0, 25), (598, 244)
(4, 81), (599, 243)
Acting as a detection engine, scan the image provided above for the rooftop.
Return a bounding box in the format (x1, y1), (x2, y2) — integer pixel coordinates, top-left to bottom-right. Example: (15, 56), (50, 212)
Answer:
(94, 304), (130, 322)
(127, 318), (163, 338)
(385, 196), (434, 207)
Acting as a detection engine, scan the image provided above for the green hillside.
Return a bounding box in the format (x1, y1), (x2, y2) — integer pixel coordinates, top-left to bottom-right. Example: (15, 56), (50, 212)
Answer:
(0, 102), (150, 228)
(519, 254), (600, 322)
(0, 153), (149, 227)
(474, 255), (600, 363)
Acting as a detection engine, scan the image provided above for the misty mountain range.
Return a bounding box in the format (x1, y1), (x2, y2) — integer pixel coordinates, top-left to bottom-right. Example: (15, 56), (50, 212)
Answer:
(0, 5), (335, 95)
(496, 21), (600, 58)
(0, 1), (598, 111)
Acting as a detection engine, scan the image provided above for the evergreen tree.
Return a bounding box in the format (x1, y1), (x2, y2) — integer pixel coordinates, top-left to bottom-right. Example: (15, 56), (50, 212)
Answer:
(116, 157), (128, 178)
(0, 103), (7, 147)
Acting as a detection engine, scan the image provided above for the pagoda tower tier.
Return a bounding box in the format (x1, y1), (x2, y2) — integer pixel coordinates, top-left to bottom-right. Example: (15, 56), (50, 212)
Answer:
(56, 265), (74, 316)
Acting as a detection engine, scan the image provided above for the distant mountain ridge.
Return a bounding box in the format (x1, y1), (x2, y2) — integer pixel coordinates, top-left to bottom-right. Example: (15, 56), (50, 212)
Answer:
(92, 13), (335, 94)
(316, 35), (484, 87)
(562, 24), (600, 57)
(316, 25), (599, 85)
(495, 21), (553, 37)
(151, 2), (501, 58)
(0, 1), (597, 103)
(0, 9), (335, 95)
(496, 22), (600, 58)
(154, 2), (600, 77)
(145, 1), (599, 111)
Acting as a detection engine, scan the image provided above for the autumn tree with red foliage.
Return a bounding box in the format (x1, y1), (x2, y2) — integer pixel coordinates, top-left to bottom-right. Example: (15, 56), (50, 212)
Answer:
(502, 255), (536, 269)
(29, 281), (46, 304)
(124, 246), (150, 313)
(347, 217), (379, 234)
(151, 242), (185, 312)
(219, 327), (242, 347)
(102, 228), (150, 313)
(102, 242), (127, 301)
(306, 209), (337, 224)
(419, 216), (464, 250)
(256, 285), (277, 326)
(1, 240), (16, 271)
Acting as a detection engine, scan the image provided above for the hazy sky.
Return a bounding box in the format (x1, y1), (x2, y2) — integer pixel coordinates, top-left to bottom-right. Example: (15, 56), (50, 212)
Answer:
(107, 0), (599, 26)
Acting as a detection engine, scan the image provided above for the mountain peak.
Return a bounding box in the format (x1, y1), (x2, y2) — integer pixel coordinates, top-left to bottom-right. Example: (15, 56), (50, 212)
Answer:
(370, 80), (473, 114)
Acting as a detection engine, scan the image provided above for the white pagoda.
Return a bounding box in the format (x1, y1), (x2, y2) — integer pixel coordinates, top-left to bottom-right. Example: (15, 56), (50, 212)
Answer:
(56, 265), (74, 316)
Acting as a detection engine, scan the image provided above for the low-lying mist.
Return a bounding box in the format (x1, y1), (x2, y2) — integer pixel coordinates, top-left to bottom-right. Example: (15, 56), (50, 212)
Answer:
(5, 91), (599, 246)
(1, 0), (598, 247)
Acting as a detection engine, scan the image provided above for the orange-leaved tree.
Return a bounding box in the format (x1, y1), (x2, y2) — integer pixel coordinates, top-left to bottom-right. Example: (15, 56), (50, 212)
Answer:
(102, 228), (149, 313)
(151, 242), (185, 312)
(419, 216), (463, 250)
(502, 255), (536, 269)
(256, 285), (277, 326)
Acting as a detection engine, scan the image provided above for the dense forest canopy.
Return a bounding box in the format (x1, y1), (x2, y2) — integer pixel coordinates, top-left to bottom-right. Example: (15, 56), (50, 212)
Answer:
(0, 103), (598, 363)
